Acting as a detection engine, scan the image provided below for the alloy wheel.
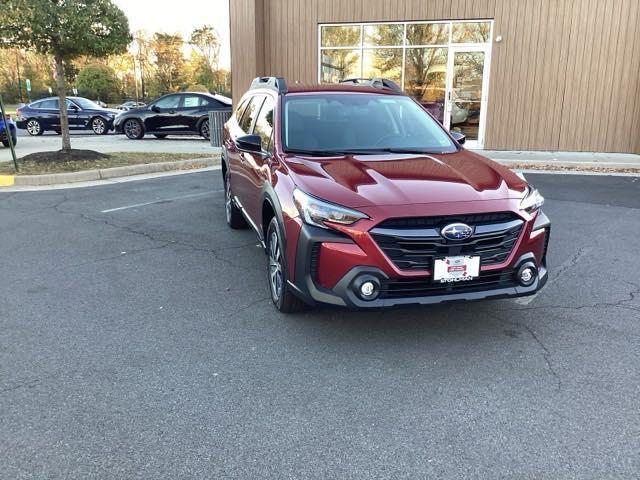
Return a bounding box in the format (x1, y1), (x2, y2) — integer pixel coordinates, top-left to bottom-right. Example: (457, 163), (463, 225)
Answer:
(26, 120), (41, 135)
(201, 120), (210, 139)
(92, 118), (106, 134)
(268, 230), (283, 301)
(124, 119), (141, 139)
(225, 174), (233, 223)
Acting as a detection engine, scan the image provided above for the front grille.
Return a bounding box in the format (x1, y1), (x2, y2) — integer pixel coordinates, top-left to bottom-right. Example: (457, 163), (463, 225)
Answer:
(370, 212), (524, 271)
(380, 269), (517, 299)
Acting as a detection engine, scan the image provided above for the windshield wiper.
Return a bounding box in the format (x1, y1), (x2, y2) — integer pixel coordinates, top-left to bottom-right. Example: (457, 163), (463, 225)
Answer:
(284, 148), (357, 157)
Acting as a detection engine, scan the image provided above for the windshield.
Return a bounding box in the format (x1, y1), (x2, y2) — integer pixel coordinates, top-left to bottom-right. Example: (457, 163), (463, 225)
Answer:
(72, 98), (101, 109)
(282, 93), (457, 154)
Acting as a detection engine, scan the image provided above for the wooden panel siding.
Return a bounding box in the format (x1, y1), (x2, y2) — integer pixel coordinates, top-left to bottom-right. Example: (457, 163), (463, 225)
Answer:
(230, 0), (640, 153)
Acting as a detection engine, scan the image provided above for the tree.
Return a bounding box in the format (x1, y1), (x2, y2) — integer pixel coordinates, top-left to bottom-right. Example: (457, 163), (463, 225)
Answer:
(0, 0), (131, 153)
(76, 64), (120, 102)
(189, 26), (221, 73)
(151, 33), (185, 95)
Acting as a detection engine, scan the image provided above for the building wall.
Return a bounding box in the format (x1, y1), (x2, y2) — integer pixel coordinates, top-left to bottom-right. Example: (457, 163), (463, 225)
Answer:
(230, 0), (640, 153)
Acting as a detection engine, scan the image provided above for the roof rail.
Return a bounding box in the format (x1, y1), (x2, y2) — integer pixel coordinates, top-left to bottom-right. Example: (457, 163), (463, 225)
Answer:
(249, 76), (288, 94)
(339, 77), (402, 93)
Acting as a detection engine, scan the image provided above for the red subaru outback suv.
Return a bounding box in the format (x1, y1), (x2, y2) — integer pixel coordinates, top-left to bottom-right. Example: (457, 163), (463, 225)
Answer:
(222, 77), (549, 312)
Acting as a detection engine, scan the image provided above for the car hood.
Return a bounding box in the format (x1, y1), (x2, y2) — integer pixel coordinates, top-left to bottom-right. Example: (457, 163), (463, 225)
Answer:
(284, 150), (528, 208)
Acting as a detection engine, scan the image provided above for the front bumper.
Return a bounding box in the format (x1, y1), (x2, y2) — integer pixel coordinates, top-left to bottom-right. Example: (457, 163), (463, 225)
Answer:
(287, 211), (550, 309)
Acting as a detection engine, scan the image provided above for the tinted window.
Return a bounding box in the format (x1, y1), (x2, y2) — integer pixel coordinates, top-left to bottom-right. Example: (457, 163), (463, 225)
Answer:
(238, 96), (264, 133)
(282, 94), (456, 153)
(253, 97), (275, 151)
(182, 95), (205, 108)
(155, 95), (181, 109)
(72, 98), (100, 109)
(36, 99), (57, 109)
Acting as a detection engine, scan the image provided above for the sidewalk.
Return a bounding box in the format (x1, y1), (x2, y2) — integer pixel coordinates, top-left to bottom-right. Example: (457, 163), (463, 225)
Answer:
(473, 150), (640, 170)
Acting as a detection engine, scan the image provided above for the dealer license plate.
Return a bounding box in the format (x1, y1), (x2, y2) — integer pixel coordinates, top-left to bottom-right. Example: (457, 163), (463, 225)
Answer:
(433, 256), (480, 283)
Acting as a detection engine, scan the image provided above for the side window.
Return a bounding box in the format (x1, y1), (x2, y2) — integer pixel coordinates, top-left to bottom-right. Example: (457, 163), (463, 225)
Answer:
(253, 97), (275, 151)
(36, 99), (57, 109)
(234, 98), (248, 120)
(238, 96), (264, 133)
(182, 95), (204, 108)
(154, 95), (181, 109)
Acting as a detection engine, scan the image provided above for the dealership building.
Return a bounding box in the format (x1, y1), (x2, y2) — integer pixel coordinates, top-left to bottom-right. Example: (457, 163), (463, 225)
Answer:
(230, 0), (640, 153)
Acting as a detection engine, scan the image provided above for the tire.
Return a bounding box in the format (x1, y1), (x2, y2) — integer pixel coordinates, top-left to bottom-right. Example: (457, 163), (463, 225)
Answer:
(2, 135), (16, 148)
(91, 117), (108, 135)
(123, 118), (144, 139)
(224, 168), (247, 229)
(266, 217), (306, 313)
(153, 134), (167, 139)
(199, 118), (210, 140)
(26, 119), (43, 136)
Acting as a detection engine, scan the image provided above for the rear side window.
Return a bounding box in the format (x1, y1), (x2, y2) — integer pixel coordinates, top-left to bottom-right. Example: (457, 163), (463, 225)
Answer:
(36, 99), (57, 109)
(238, 96), (264, 133)
(234, 98), (248, 119)
(182, 95), (206, 108)
(252, 97), (275, 151)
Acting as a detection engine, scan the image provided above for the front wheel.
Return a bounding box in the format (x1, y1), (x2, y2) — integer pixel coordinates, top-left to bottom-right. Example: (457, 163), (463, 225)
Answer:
(266, 217), (306, 313)
(123, 119), (144, 139)
(199, 119), (210, 140)
(91, 117), (108, 135)
(26, 119), (43, 136)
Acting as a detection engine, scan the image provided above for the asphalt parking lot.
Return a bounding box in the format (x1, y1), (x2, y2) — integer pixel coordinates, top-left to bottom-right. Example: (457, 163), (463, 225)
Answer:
(1, 130), (216, 161)
(1, 171), (639, 478)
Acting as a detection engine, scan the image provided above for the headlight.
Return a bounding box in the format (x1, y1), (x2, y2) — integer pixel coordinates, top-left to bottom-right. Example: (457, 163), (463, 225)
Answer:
(520, 185), (544, 213)
(293, 189), (368, 229)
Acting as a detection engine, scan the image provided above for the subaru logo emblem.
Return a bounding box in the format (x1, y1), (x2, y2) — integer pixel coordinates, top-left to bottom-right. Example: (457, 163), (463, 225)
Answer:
(441, 223), (473, 241)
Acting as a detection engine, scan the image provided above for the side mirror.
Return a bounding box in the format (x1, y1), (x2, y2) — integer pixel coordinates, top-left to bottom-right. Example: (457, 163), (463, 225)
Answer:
(151, 105), (160, 113)
(236, 134), (262, 153)
(450, 130), (466, 145)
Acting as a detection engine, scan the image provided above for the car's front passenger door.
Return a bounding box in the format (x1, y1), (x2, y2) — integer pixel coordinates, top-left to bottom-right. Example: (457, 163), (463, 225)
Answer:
(243, 95), (276, 224)
(145, 94), (181, 132)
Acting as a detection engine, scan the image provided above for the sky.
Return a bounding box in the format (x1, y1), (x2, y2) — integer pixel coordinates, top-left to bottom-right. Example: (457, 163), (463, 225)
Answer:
(113, 0), (231, 69)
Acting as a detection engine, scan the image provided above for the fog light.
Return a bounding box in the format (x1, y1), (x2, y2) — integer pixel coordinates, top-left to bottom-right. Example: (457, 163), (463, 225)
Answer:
(361, 281), (375, 297)
(516, 262), (537, 287)
(353, 275), (380, 301)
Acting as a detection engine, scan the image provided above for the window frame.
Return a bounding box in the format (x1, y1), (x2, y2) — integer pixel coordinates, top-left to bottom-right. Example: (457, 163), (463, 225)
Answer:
(318, 19), (493, 89)
(237, 95), (265, 134)
(251, 94), (276, 152)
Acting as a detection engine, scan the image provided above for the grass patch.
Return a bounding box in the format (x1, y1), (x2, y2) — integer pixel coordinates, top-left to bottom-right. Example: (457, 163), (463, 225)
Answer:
(0, 151), (217, 175)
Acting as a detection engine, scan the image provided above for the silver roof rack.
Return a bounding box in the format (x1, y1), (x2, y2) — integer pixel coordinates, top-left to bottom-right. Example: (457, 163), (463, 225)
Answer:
(249, 76), (288, 94)
(338, 77), (402, 93)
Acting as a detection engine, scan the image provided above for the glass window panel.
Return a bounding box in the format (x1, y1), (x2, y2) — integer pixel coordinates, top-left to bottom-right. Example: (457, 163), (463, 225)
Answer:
(451, 22), (491, 43)
(403, 47), (448, 123)
(238, 95), (264, 133)
(320, 49), (362, 83)
(406, 23), (449, 45)
(253, 97), (275, 151)
(362, 48), (402, 85)
(321, 25), (361, 47)
(363, 23), (404, 46)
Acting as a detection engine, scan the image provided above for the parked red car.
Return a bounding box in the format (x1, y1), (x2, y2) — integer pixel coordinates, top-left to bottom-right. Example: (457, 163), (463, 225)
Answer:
(223, 77), (549, 312)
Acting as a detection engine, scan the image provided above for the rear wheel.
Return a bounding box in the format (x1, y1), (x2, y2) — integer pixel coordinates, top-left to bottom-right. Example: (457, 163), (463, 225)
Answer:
(266, 217), (306, 313)
(123, 118), (144, 139)
(224, 168), (247, 229)
(26, 119), (43, 136)
(91, 117), (108, 135)
(2, 136), (16, 148)
(199, 119), (210, 139)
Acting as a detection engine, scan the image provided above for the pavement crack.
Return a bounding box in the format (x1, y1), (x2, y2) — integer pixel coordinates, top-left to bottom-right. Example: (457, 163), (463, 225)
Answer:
(522, 324), (562, 391)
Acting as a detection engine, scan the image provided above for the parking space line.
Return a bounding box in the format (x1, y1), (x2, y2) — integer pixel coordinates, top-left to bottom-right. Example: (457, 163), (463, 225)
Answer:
(101, 190), (222, 213)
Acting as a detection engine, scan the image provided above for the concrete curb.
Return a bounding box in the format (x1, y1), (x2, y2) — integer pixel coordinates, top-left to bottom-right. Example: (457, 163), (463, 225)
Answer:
(1, 157), (218, 187)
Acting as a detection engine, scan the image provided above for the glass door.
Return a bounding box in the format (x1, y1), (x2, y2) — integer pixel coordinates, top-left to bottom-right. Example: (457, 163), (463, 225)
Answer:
(445, 46), (490, 149)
